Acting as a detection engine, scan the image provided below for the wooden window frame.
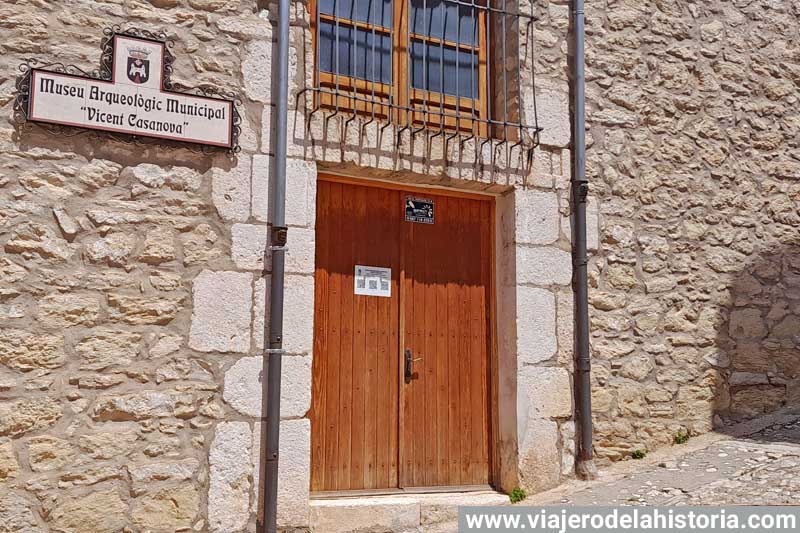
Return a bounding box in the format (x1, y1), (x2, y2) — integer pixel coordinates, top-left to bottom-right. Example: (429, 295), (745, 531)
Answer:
(310, 0), (489, 138)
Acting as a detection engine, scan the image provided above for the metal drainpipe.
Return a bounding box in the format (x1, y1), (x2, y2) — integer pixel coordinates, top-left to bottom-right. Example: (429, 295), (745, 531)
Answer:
(263, 0), (291, 529)
(571, 0), (598, 480)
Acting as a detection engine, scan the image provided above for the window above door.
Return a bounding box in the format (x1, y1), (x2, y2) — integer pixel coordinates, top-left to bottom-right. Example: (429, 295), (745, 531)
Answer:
(308, 0), (540, 144)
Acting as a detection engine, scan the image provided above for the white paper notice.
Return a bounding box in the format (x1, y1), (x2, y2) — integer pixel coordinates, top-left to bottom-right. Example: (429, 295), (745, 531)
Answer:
(354, 265), (392, 298)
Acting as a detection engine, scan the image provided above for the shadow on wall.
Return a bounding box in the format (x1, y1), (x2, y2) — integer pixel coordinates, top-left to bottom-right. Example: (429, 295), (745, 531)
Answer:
(715, 245), (800, 433)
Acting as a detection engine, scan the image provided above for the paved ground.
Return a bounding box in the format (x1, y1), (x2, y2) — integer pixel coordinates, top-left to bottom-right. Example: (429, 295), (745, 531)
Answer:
(415, 411), (800, 532)
(536, 414), (800, 507)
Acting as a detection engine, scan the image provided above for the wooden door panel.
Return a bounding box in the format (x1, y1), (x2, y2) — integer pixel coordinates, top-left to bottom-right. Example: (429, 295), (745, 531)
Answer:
(312, 177), (492, 492)
(311, 180), (401, 492)
(400, 194), (492, 488)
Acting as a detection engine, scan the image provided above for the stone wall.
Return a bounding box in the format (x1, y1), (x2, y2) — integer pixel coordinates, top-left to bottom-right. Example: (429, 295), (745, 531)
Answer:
(1, 1), (582, 531)
(0, 0), (283, 530)
(534, 0), (800, 462)
(280, 0), (582, 498)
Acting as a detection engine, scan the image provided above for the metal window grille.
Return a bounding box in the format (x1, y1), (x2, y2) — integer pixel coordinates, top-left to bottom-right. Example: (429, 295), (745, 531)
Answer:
(301, 0), (541, 164)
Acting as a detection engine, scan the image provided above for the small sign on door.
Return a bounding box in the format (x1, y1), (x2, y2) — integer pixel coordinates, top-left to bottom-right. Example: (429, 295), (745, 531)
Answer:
(354, 265), (392, 297)
(405, 196), (434, 224)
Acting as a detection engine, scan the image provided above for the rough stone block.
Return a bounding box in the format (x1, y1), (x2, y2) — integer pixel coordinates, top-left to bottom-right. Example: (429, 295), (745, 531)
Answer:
(560, 421), (576, 476)
(556, 291), (574, 366)
(212, 156), (252, 222)
(515, 190), (559, 245)
(209, 421), (252, 533)
(280, 356), (313, 418)
(5, 221), (76, 261)
(232, 223), (269, 271)
(0, 491), (39, 531)
(0, 329), (65, 371)
(91, 391), (185, 422)
(139, 227), (177, 264)
(729, 308), (766, 339)
(223, 356), (262, 417)
(107, 294), (183, 325)
(50, 490), (128, 533)
(129, 459), (199, 492)
(286, 158), (316, 228)
(253, 276), (270, 350)
(286, 227), (315, 274)
(587, 197), (599, 252)
(283, 275), (315, 354)
(517, 287), (557, 364)
(260, 105), (275, 156)
(237, 109), (259, 153)
(0, 438), (19, 481)
(517, 246), (572, 286)
(517, 418), (562, 493)
(38, 293), (100, 327)
(252, 154), (271, 223)
(0, 398), (62, 437)
(251, 157), (315, 228)
(189, 270), (253, 353)
(222, 355), (311, 418)
(277, 419), (311, 528)
(131, 485), (199, 531)
(28, 435), (75, 473)
(243, 40), (272, 104)
(518, 366), (573, 420)
(217, 14), (271, 39)
(531, 87), (570, 148)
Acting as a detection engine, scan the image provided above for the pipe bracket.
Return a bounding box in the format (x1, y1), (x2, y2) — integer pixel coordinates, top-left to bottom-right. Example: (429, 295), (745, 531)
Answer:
(271, 225), (288, 247)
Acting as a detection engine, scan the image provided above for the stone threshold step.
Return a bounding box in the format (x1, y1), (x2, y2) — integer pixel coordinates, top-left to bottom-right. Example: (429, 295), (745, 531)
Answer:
(310, 490), (509, 532)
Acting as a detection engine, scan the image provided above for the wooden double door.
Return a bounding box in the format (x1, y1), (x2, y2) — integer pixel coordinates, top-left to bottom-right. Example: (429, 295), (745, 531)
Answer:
(310, 176), (494, 493)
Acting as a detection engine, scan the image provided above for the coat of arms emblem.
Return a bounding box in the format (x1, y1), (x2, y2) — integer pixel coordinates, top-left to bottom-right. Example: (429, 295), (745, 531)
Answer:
(126, 46), (151, 84)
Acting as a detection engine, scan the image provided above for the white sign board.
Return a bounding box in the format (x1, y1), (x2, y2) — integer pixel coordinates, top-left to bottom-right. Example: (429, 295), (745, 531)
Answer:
(354, 265), (392, 298)
(28, 34), (234, 148)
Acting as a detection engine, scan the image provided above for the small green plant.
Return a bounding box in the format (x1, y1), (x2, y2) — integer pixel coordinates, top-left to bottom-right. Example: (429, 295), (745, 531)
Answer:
(509, 487), (527, 504)
(674, 431), (690, 445)
(631, 449), (646, 460)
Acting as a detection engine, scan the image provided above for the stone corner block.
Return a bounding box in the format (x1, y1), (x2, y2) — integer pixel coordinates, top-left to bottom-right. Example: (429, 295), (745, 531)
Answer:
(516, 286), (557, 364)
(277, 418), (311, 528)
(252, 154), (272, 223)
(223, 355), (311, 418)
(251, 157), (317, 228)
(517, 246), (572, 286)
(515, 189), (559, 245)
(253, 276), (270, 350)
(286, 227), (315, 274)
(517, 417), (561, 493)
(243, 40), (273, 104)
(283, 275), (315, 354)
(209, 421), (253, 533)
(189, 270), (254, 353)
(232, 223), (269, 271)
(286, 158), (317, 228)
(532, 87), (570, 148)
(212, 156), (252, 222)
(519, 366), (573, 420)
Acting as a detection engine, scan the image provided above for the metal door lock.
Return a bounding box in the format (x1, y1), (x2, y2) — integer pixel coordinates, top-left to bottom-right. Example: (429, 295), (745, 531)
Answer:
(404, 349), (422, 383)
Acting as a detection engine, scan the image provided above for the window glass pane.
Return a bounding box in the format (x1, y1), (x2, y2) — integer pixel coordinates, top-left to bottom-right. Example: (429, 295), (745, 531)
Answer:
(410, 39), (478, 98)
(319, 0), (393, 28)
(319, 21), (393, 84)
(410, 0), (477, 46)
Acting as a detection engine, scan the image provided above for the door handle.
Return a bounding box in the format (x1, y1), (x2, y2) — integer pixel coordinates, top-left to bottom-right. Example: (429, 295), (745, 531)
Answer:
(404, 349), (422, 384)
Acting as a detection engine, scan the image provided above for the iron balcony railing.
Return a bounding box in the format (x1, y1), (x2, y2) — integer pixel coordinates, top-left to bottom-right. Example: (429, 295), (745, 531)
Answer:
(299, 0), (541, 165)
